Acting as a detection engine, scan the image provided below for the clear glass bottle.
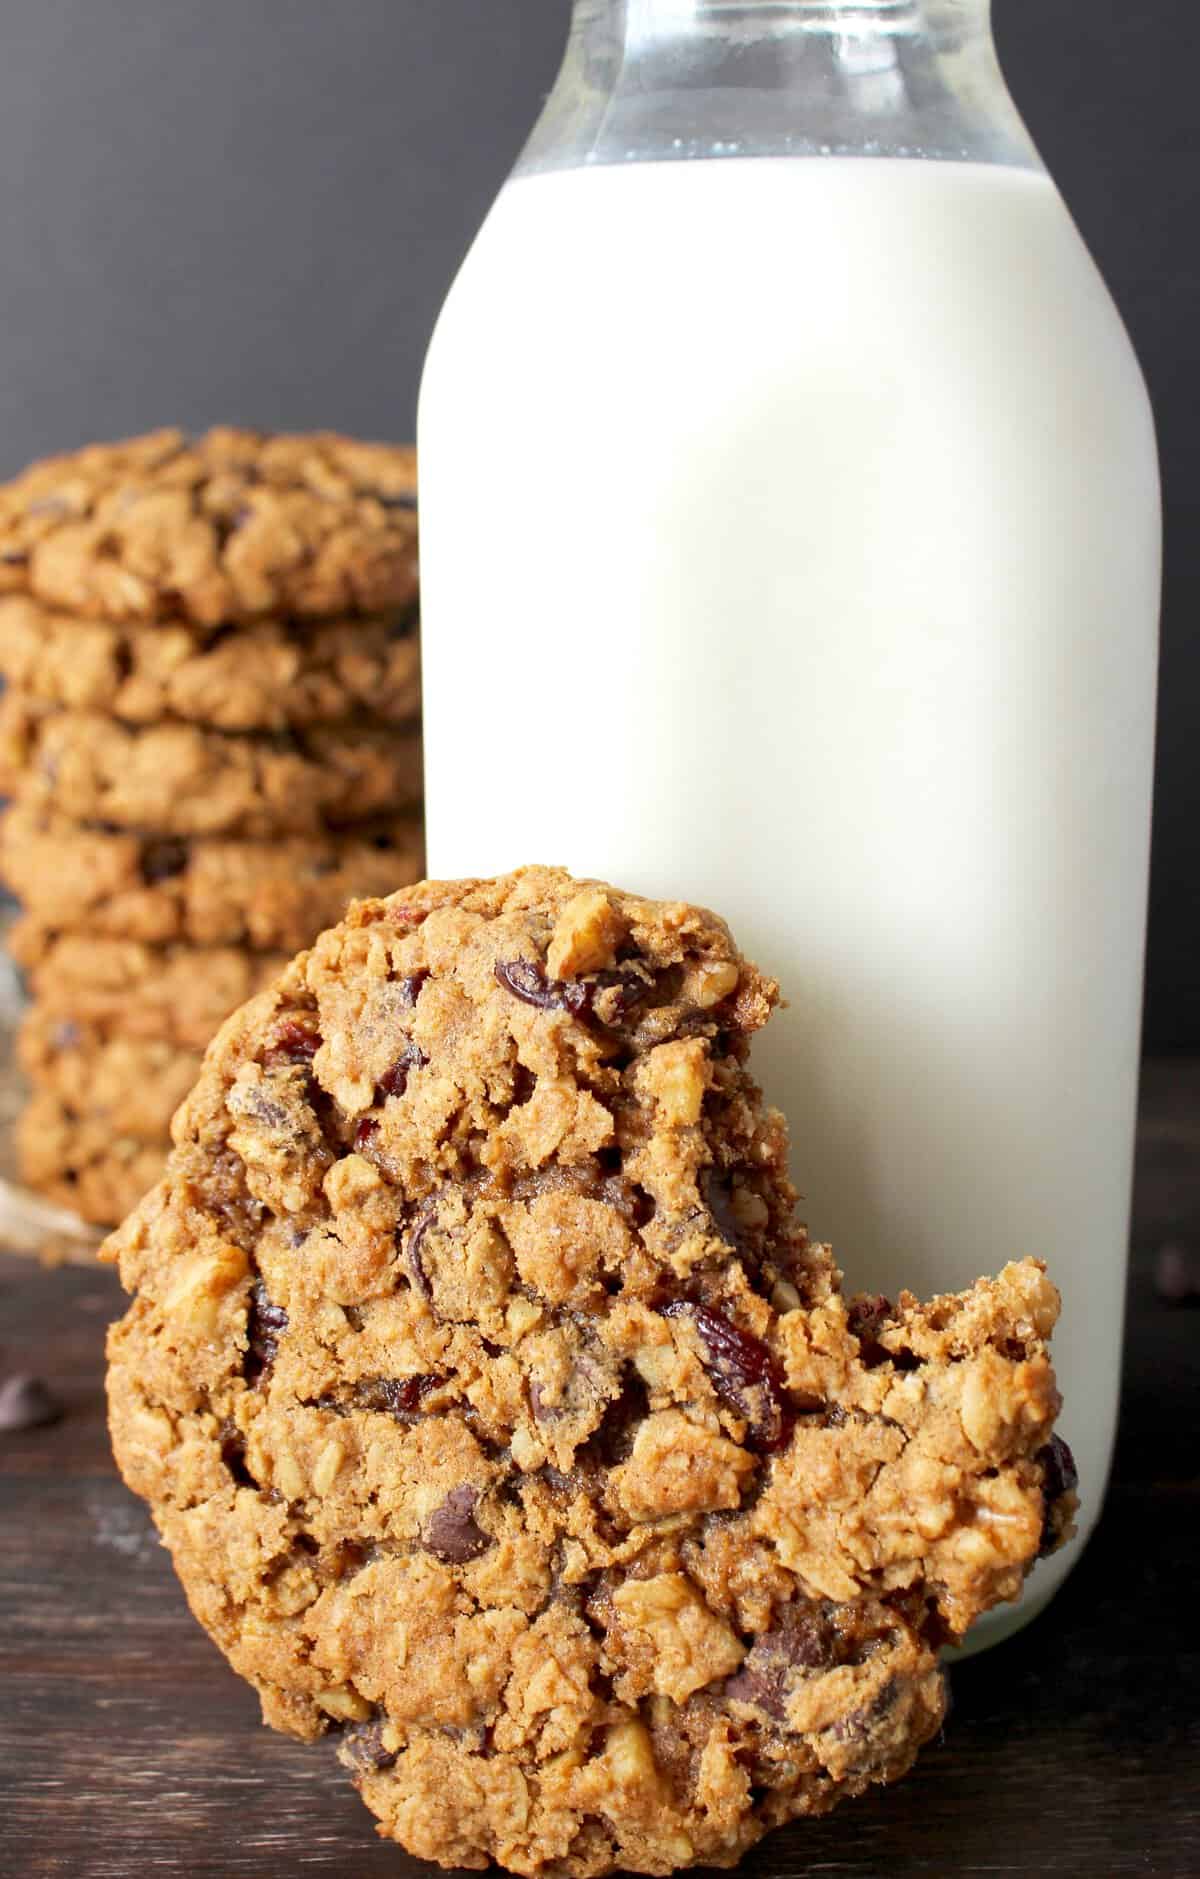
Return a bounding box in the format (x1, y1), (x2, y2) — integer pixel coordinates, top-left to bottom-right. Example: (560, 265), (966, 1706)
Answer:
(417, 0), (1161, 1646)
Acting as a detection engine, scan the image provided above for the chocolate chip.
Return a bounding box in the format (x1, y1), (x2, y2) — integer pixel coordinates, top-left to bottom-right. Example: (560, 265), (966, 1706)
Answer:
(701, 1169), (743, 1248)
(219, 1419), (255, 1487)
(0, 1374), (61, 1432)
(342, 1718), (398, 1772)
(263, 1019), (321, 1068)
(1154, 1240), (1200, 1304)
(578, 1372), (650, 1466)
(847, 1294), (919, 1371)
(661, 1299), (789, 1451)
(724, 1605), (839, 1719)
(831, 1676), (899, 1744)
(245, 1282), (288, 1384)
(423, 1484), (490, 1563)
(395, 970), (428, 1008)
(377, 1041), (428, 1101)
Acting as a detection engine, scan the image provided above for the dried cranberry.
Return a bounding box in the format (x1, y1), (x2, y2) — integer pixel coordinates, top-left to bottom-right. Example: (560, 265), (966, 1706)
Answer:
(661, 1299), (789, 1451)
(377, 1041), (428, 1100)
(402, 1206), (435, 1298)
(395, 970), (428, 1009)
(263, 1019), (321, 1068)
(356, 1374), (441, 1416)
(494, 958), (648, 1027)
(1036, 1434), (1079, 1556)
(245, 1282), (289, 1384)
(354, 1117), (380, 1150)
(495, 959), (559, 1009)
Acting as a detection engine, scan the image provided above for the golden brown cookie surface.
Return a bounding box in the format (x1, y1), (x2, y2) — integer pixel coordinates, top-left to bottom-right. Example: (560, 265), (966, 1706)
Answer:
(8, 919), (287, 1051)
(1, 798), (424, 950)
(0, 594), (421, 731)
(17, 1089), (167, 1227)
(0, 428), (418, 625)
(103, 867), (1075, 1875)
(0, 697), (423, 838)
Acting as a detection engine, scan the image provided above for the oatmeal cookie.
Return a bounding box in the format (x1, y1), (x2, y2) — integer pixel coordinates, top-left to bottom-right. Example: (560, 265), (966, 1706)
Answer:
(8, 919), (287, 1051)
(0, 698), (423, 839)
(0, 428), (418, 625)
(0, 595), (421, 732)
(0, 798), (424, 950)
(103, 867), (1075, 1877)
(18, 1090), (166, 1227)
(18, 1010), (202, 1139)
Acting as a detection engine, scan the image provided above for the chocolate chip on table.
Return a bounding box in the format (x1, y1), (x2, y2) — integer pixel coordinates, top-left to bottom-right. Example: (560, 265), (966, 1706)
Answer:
(245, 1282), (289, 1384)
(1154, 1240), (1200, 1304)
(661, 1299), (789, 1451)
(423, 1484), (490, 1563)
(0, 1374), (62, 1432)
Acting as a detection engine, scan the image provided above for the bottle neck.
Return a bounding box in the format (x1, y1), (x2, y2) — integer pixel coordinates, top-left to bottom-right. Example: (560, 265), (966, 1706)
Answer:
(516, 0), (1039, 176)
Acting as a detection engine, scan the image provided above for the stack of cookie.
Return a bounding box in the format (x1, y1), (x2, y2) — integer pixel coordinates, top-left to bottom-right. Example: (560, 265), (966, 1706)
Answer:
(0, 427), (425, 1226)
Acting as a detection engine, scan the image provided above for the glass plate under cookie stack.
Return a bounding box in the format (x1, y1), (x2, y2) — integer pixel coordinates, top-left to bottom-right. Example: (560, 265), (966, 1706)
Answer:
(0, 428), (426, 1258)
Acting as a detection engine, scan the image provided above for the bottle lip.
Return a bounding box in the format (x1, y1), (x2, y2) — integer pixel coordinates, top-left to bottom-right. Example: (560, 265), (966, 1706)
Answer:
(524, 0), (1030, 179)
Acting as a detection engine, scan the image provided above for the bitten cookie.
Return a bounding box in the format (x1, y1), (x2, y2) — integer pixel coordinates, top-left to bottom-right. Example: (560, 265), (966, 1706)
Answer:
(0, 698), (423, 839)
(0, 595), (421, 732)
(0, 799), (425, 950)
(0, 428), (418, 625)
(103, 867), (1076, 1877)
(8, 921), (287, 1051)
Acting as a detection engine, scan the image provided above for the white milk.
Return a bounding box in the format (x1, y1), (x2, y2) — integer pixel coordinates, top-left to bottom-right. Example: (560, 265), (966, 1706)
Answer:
(418, 157), (1160, 1632)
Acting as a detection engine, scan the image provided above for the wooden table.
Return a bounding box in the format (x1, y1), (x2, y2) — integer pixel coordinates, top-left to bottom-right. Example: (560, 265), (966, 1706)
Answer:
(2, 1062), (1197, 1877)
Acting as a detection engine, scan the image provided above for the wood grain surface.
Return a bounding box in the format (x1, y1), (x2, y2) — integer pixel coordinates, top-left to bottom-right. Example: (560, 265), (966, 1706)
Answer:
(1, 1061), (1197, 1878)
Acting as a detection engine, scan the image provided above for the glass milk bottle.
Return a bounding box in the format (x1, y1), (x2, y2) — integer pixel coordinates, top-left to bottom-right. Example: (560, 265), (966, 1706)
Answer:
(417, 0), (1161, 1643)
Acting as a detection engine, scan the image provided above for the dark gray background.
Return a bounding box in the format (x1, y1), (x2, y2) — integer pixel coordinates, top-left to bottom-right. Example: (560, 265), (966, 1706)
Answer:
(0, 1), (1194, 1046)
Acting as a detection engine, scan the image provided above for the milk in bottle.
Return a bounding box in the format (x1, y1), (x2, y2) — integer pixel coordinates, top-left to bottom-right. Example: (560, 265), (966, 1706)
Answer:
(418, 1), (1161, 1643)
